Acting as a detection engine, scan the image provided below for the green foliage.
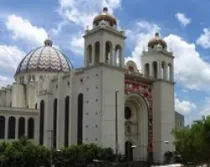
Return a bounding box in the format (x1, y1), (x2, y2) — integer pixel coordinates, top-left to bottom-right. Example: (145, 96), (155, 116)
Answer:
(0, 137), (114, 167)
(164, 151), (173, 164)
(173, 116), (210, 165)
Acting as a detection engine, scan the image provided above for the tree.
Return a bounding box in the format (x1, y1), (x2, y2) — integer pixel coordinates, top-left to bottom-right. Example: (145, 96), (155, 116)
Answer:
(173, 116), (210, 166)
(0, 138), (115, 167)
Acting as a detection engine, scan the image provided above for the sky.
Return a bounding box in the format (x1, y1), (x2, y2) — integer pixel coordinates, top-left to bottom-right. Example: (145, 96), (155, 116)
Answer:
(0, 0), (210, 124)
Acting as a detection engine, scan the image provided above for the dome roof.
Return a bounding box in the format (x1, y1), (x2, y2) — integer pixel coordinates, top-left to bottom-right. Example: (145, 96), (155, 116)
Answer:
(15, 39), (73, 76)
(148, 32), (167, 48)
(93, 7), (117, 26)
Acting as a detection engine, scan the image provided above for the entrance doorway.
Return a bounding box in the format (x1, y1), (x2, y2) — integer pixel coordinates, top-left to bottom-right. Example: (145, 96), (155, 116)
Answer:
(125, 141), (133, 161)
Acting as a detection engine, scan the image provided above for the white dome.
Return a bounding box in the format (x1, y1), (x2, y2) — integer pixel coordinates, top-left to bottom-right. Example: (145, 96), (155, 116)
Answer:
(15, 39), (73, 75)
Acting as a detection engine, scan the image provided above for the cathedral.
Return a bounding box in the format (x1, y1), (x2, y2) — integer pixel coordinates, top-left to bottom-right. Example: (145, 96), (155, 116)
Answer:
(0, 7), (175, 163)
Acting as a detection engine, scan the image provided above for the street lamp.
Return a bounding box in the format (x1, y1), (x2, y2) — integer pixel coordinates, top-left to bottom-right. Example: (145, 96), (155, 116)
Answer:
(164, 141), (169, 144)
(153, 140), (171, 163)
(131, 145), (148, 161)
(163, 141), (170, 152)
(93, 159), (112, 167)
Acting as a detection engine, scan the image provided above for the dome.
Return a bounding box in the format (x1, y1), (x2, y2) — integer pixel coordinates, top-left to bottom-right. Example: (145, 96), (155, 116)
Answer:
(93, 7), (117, 27)
(15, 39), (73, 76)
(148, 32), (167, 48)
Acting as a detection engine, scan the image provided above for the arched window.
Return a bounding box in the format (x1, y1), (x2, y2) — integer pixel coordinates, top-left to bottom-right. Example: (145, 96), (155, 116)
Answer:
(168, 63), (173, 81)
(18, 117), (25, 138)
(115, 45), (122, 66)
(144, 63), (150, 77)
(77, 93), (83, 144)
(105, 41), (112, 64)
(64, 96), (70, 147)
(161, 61), (166, 79)
(28, 118), (34, 139)
(35, 103), (37, 109)
(125, 141), (133, 161)
(39, 100), (45, 145)
(125, 107), (132, 120)
(8, 117), (16, 139)
(53, 99), (57, 148)
(95, 42), (100, 64)
(0, 116), (5, 139)
(87, 45), (92, 65)
(152, 61), (158, 78)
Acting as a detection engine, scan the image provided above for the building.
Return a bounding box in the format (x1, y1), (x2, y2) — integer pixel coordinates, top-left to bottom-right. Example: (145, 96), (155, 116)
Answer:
(175, 111), (185, 130)
(0, 7), (175, 163)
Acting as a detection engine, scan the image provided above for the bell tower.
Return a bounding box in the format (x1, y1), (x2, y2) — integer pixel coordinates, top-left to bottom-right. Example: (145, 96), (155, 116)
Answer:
(83, 7), (126, 67)
(74, 7), (126, 155)
(141, 33), (175, 163)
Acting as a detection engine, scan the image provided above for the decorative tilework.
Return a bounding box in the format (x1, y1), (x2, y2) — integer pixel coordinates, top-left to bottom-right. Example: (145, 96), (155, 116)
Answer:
(16, 46), (73, 75)
(125, 79), (153, 153)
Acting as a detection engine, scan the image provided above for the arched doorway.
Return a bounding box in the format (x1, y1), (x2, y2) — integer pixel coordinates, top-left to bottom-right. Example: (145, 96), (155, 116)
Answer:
(125, 141), (133, 161)
(8, 117), (16, 139)
(125, 94), (148, 161)
(28, 118), (34, 139)
(0, 116), (5, 139)
(18, 117), (25, 138)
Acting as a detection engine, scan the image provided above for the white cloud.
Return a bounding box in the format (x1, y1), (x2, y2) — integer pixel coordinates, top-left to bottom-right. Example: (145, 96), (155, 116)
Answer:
(126, 21), (210, 90)
(175, 13), (191, 27)
(0, 45), (25, 87)
(5, 15), (48, 47)
(0, 45), (25, 73)
(125, 21), (160, 69)
(69, 32), (84, 55)
(196, 28), (210, 48)
(0, 75), (14, 87)
(200, 97), (210, 116)
(50, 21), (67, 35)
(165, 34), (210, 90)
(175, 97), (197, 114)
(57, 0), (122, 56)
(58, 0), (122, 28)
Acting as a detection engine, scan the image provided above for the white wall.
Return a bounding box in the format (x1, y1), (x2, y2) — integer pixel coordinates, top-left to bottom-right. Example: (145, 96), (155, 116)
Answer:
(152, 81), (175, 163)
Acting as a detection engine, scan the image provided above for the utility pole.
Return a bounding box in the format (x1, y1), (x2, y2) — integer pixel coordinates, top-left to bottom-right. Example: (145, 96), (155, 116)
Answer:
(115, 90), (119, 164)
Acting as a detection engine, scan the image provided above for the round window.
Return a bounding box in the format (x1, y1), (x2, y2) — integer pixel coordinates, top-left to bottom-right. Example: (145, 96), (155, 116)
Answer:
(125, 107), (132, 119)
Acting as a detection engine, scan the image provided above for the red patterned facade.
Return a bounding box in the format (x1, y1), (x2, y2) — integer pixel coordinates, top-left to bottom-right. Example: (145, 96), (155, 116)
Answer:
(125, 78), (153, 153)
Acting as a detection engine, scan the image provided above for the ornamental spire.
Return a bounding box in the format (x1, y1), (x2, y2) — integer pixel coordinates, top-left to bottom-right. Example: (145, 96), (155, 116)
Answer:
(44, 33), (53, 46)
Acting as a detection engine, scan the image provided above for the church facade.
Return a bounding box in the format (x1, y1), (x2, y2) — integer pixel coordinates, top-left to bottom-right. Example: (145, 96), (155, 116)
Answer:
(0, 7), (175, 163)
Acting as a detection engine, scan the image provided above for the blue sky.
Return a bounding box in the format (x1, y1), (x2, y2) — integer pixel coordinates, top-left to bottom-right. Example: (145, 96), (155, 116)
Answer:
(1, 0), (210, 124)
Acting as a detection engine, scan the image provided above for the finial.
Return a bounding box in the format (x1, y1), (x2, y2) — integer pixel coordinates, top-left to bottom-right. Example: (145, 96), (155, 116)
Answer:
(44, 39), (53, 46)
(44, 33), (53, 46)
(103, 7), (108, 12)
(155, 32), (159, 37)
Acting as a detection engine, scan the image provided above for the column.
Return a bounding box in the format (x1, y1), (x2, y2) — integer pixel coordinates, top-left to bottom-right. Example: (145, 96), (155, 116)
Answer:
(157, 62), (161, 79)
(164, 65), (167, 80)
(120, 47), (125, 68)
(5, 116), (8, 139)
(15, 116), (18, 139)
(170, 65), (174, 81)
(92, 44), (95, 65)
(25, 117), (28, 138)
(34, 116), (39, 144)
(100, 41), (105, 63)
(112, 47), (116, 66)
(84, 45), (87, 66)
(149, 63), (153, 77)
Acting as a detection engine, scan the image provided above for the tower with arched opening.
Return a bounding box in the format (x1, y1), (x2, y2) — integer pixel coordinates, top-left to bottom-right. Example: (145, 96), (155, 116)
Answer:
(141, 32), (175, 163)
(83, 7), (126, 68)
